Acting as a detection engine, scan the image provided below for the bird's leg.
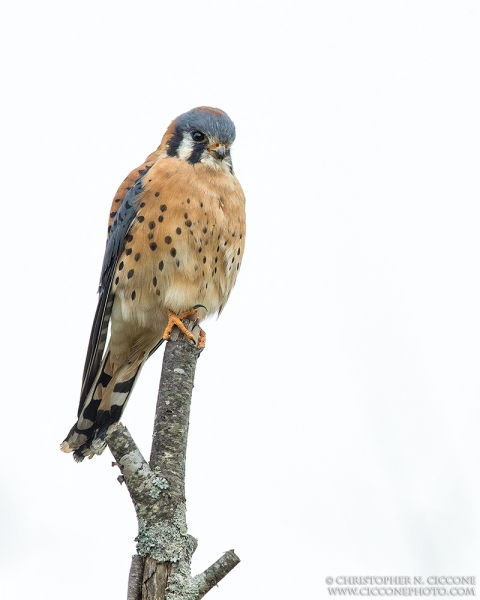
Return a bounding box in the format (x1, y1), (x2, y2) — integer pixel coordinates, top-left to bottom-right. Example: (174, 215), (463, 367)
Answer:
(163, 309), (197, 342)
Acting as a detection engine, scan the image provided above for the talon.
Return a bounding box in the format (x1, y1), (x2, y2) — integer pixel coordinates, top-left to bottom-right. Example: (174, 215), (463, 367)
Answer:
(163, 309), (197, 341)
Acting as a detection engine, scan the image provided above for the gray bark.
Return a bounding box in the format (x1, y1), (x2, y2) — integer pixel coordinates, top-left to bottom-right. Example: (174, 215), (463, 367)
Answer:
(107, 321), (240, 600)
(127, 555), (145, 600)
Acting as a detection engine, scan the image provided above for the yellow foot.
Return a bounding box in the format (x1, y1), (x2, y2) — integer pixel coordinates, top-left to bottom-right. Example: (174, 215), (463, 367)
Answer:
(197, 328), (206, 349)
(163, 309), (197, 342)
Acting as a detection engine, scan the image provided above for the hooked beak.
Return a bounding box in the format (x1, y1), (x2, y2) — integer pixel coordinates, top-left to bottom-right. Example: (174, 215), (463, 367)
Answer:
(213, 145), (226, 160)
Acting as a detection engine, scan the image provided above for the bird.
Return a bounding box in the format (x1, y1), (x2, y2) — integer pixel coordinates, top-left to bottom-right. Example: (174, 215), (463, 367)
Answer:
(61, 106), (246, 462)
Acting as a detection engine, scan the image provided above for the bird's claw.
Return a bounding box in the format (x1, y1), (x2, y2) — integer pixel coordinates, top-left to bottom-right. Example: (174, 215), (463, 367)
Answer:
(162, 309), (197, 342)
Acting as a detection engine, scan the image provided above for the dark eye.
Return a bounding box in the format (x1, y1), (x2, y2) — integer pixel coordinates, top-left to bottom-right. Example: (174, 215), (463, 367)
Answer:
(191, 131), (206, 142)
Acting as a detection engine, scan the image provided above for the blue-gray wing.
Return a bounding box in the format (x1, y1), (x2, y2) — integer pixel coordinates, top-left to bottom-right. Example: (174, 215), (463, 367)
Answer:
(78, 175), (148, 415)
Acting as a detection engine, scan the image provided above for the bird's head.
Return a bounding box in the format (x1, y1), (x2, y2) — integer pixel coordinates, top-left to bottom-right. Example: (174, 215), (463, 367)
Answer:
(161, 106), (236, 173)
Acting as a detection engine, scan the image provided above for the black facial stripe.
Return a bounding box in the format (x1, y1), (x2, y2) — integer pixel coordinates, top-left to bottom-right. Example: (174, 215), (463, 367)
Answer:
(224, 150), (234, 173)
(188, 142), (207, 164)
(167, 129), (184, 157)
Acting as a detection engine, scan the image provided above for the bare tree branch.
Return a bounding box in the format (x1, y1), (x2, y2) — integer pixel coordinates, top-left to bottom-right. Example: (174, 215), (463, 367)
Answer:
(106, 321), (240, 599)
(195, 551), (241, 599)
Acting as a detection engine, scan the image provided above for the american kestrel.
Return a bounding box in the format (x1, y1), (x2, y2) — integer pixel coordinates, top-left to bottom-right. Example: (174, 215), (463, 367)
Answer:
(61, 106), (246, 462)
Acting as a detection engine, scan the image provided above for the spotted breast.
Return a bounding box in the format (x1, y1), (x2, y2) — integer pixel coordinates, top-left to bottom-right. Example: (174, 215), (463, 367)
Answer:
(61, 106), (246, 461)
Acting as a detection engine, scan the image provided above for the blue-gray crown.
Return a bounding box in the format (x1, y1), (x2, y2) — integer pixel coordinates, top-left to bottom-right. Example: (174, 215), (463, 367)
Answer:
(174, 107), (236, 144)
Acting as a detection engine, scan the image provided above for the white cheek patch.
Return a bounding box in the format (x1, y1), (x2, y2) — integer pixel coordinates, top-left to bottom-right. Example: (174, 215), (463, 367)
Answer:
(201, 152), (232, 173)
(177, 133), (233, 172)
(177, 136), (195, 161)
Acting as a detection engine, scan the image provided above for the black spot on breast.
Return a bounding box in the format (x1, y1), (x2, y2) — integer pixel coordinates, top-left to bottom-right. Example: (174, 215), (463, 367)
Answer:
(148, 233), (154, 240)
(114, 198), (121, 203)
(215, 257), (218, 263)
(170, 248), (177, 257)
(125, 248), (132, 256)
(198, 247), (202, 253)
(137, 216), (145, 223)
(153, 277), (157, 287)
(158, 215), (164, 222)
(159, 261), (164, 271)
(176, 259), (180, 267)
(149, 221), (155, 229)
(110, 211), (117, 218)
(140, 202), (146, 208)
(187, 198), (190, 203)
(216, 246), (220, 252)
(203, 256), (206, 264)
(184, 213), (188, 218)
(176, 227), (182, 235)
(150, 242), (157, 251)
(237, 263), (240, 270)
(115, 276), (119, 285)
(131, 291), (136, 300)
(155, 192), (160, 197)
(202, 227), (207, 234)
(200, 202), (203, 207)
(119, 261), (124, 271)
(165, 236), (172, 244)
(127, 269), (134, 278)
(156, 289), (161, 296)
(135, 253), (141, 261)
(237, 248), (241, 255)
(231, 257), (235, 263)
(240, 233), (243, 239)
(185, 220), (192, 227)
(126, 234), (133, 242)
(232, 232), (236, 237)
(160, 204), (167, 212)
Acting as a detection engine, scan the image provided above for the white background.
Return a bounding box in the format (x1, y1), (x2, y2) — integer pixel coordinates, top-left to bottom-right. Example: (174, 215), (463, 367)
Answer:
(1, 1), (479, 598)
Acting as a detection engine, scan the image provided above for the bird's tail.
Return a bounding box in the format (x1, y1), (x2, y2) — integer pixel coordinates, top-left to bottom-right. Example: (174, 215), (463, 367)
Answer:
(60, 349), (146, 462)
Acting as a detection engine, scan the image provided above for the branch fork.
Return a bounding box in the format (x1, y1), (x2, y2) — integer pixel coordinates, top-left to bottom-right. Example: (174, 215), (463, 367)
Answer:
(106, 319), (240, 600)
